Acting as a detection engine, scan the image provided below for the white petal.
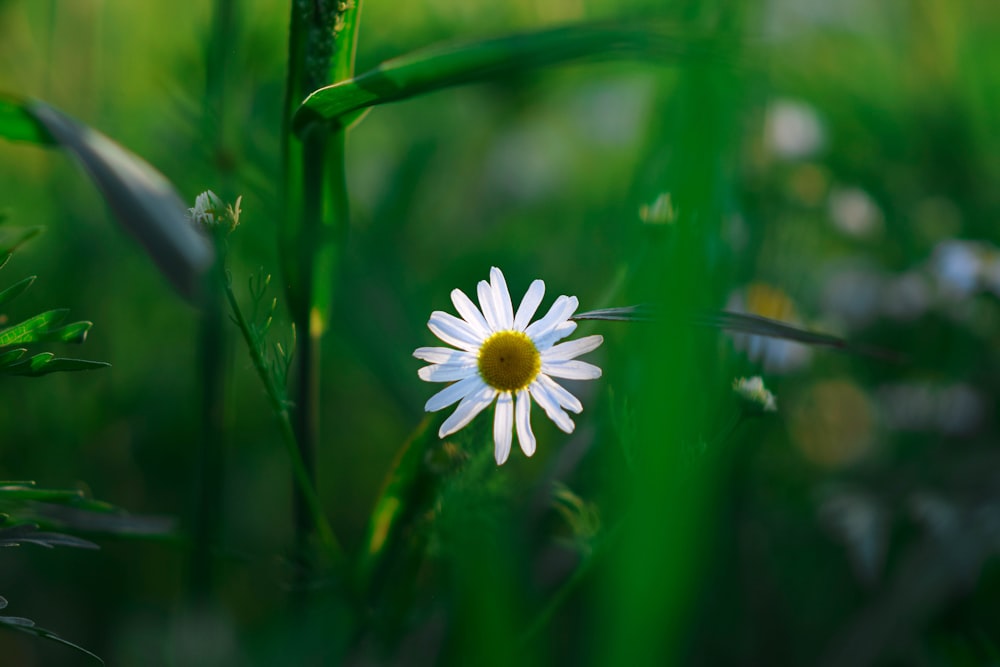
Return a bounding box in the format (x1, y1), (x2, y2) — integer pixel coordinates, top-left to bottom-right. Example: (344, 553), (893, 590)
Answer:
(450, 288), (491, 337)
(477, 280), (502, 332)
(413, 346), (476, 365)
(542, 359), (603, 380)
(439, 384), (496, 437)
(533, 320), (577, 351)
(515, 388), (536, 457)
(418, 362), (477, 383)
(425, 375), (486, 412)
(428, 311), (485, 352)
(537, 373), (583, 413)
(542, 334), (604, 362)
(529, 379), (576, 433)
(513, 279), (545, 331)
(490, 267), (515, 330)
(493, 391), (514, 464)
(525, 295), (579, 341)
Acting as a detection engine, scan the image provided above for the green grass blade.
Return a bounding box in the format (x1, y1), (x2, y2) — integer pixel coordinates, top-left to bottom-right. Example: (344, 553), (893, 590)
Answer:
(0, 94), (55, 145)
(0, 615), (103, 664)
(294, 22), (732, 132)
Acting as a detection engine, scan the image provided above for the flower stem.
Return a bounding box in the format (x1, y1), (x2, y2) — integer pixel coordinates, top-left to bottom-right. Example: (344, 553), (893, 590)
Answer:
(222, 279), (346, 573)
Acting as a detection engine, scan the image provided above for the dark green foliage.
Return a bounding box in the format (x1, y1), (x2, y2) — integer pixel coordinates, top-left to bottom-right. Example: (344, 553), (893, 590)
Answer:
(0, 221), (107, 377)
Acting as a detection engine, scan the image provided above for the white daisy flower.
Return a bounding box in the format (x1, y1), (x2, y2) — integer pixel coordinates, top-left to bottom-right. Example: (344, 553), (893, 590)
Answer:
(415, 267), (604, 465)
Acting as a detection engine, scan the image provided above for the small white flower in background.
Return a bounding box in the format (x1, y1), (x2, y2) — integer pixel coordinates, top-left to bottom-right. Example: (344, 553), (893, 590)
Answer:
(188, 190), (242, 232)
(931, 239), (981, 297)
(828, 186), (883, 239)
(415, 267), (603, 465)
(733, 376), (777, 413)
(764, 98), (824, 160)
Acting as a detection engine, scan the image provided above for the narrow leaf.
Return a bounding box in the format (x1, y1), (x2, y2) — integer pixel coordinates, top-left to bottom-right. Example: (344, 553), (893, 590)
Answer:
(0, 348), (27, 365)
(573, 305), (656, 322)
(0, 523), (99, 550)
(0, 227), (43, 256)
(294, 22), (731, 132)
(26, 101), (213, 302)
(0, 309), (68, 346)
(0, 615), (103, 664)
(0, 276), (36, 309)
(0, 94), (55, 145)
(0, 354), (110, 377)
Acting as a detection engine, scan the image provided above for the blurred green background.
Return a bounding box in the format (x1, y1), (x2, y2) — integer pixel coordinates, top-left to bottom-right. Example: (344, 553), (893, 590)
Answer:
(2, 0), (1000, 665)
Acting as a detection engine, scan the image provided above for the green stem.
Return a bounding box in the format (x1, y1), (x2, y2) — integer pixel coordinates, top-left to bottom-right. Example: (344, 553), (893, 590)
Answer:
(223, 279), (346, 573)
(519, 522), (622, 647)
(190, 240), (228, 598)
(278, 0), (363, 579)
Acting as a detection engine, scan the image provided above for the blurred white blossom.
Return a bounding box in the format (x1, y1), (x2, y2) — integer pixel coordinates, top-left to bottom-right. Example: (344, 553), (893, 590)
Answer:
(876, 381), (984, 437)
(733, 376), (777, 413)
(828, 186), (883, 239)
(764, 98), (825, 160)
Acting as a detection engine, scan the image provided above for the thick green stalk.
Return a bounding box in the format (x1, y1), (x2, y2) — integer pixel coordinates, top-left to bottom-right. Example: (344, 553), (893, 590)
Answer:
(279, 0), (363, 575)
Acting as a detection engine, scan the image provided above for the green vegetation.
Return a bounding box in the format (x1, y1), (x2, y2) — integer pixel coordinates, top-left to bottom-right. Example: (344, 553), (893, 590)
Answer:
(0, 0), (998, 664)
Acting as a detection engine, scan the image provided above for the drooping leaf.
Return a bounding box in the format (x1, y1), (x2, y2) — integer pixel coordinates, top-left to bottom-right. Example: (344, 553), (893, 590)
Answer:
(0, 94), (54, 145)
(25, 101), (213, 302)
(293, 22), (732, 132)
(0, 613), (103, 664)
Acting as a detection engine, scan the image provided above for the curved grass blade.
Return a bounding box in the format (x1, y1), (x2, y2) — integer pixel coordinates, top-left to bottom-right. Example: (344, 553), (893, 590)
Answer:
(26, 101), (213, 302)
(357, 415), (437, 592)
(573, 304), (656, 322)
(0, 94), (54, 145)
(574, 304), (903, 362)
(293, 22), (734, 132)
(0, 614), (103, 664)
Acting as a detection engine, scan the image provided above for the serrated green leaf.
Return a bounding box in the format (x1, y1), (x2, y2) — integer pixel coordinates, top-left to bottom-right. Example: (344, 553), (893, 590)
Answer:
(294, 22), (730, 132)
(0, 614), (103, 664)
(0, 276), (35, 309)
(0, 94), (55, 145)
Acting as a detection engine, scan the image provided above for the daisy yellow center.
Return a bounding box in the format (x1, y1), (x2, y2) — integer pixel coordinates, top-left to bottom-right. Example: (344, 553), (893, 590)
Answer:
(477, 330), (541, 392)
